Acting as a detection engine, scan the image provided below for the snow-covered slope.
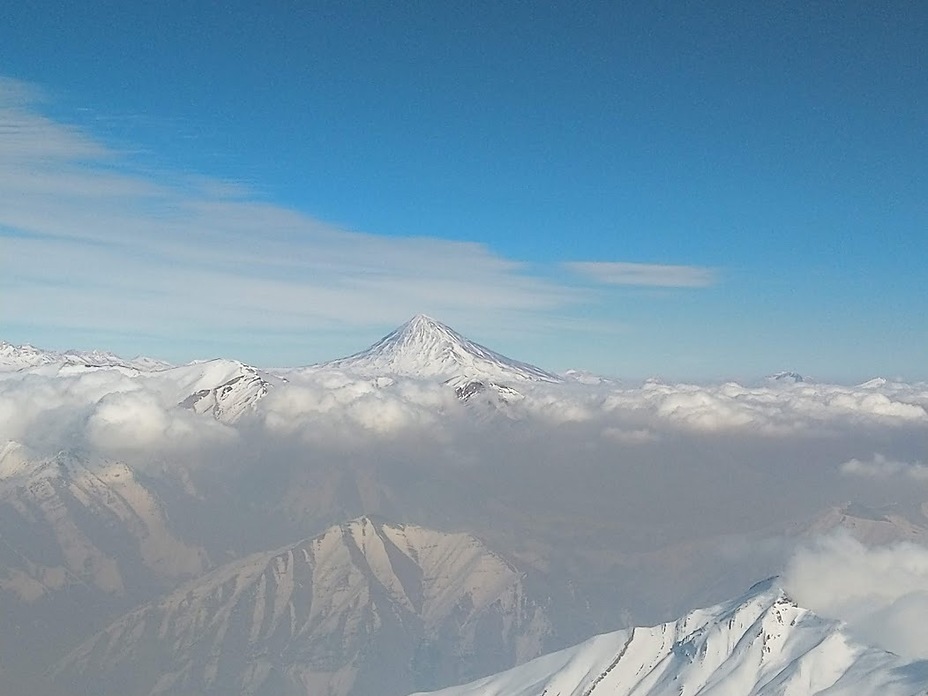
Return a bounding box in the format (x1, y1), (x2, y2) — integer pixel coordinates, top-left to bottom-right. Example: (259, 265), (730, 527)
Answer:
(412, 579), (928, 696)
(318, 315), (562, 386)
(0, 341), (270, 423)
(153, 358), (276, 423)
(54, 516), (552, 696)
(0, 340), (171, 372)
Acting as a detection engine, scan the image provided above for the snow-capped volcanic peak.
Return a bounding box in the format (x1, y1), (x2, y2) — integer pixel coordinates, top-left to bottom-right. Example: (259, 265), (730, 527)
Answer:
(321, 314), (562, 383)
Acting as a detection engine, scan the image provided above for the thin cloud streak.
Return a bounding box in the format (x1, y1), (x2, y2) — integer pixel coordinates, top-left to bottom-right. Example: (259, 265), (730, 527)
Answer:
(566, 261), (717, 288)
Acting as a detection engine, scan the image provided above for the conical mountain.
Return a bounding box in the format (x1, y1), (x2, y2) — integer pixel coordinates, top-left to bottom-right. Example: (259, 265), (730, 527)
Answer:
(320, 314), (561, 384)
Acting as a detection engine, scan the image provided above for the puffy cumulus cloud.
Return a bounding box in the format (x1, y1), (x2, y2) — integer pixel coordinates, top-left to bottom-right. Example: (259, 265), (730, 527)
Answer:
(651, 386), (759, 431)
(840, 453), (928, 481)
(86, 390), (236, 455)
(783, 533), (928, 659)
(517, 385), (596, 424)
(0, 367), (238, 459)
(599, 381), (928, 434)
(258, 372), (459, 440)
(0, 369), (142, 448)
(3, 361), (927, 464)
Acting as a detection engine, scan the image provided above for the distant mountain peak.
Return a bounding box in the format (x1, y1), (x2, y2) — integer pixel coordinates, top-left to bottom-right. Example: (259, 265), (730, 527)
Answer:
(319, 315), (562, 383)
(765, 370), (810, 384)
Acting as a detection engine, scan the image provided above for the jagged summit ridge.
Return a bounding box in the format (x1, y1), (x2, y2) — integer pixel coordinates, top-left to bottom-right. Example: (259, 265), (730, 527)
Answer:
(320, 314), (562, 383)
(414, 579), (928, 696)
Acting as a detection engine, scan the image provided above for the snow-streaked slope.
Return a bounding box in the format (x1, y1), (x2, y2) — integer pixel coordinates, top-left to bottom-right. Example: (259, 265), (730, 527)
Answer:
(151, 358), (277, 423)
(317, 315), (562, 385)
(411, 579), (928, 696)
(54, 516), (552, 696)
(0, 340), (273, 423)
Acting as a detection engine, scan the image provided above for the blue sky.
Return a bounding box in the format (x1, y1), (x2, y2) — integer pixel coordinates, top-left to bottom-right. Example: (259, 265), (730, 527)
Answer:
(0, 1), (925, 380)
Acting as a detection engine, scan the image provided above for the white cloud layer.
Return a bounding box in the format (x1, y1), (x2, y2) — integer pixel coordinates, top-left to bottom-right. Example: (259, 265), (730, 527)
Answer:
(259, 371), (458, 440)
(784, 533), (928, 660)
(87, 389), (235, 454)
(0, 366), (237, 460)
(2, 361), (926, 461)
(840, 453), (928, 480)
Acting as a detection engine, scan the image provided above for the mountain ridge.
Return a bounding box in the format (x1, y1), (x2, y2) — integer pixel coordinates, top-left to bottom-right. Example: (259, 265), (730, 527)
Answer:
(0, 340), (171, 372)
(411, 578), (928, 696)
(52, 515), (553, 696)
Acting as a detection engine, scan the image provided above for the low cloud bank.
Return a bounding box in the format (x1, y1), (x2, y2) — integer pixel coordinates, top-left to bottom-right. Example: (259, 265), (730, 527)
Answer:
(840, 453), (928, 481)
(0, 367), (238, 461)
(1, 366), (926, 459)
(87, 389), (236, 454)
(784, 533), (928, 660)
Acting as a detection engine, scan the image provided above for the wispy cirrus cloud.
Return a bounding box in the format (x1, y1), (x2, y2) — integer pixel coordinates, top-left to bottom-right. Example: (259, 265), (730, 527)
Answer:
(565, 261), (717, 288)
(0, 77), (587, 356)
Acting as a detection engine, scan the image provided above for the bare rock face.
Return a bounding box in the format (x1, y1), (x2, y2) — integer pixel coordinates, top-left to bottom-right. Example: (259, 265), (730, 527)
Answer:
(53, 517), (552, 696)
(0, 446), (205, 602)
(0, 445), (207, 687)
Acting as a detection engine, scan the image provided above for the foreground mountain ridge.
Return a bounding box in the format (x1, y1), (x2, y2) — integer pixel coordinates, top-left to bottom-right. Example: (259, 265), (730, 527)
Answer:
(411, 579), (928, 696)
(53, 516), (552, 696)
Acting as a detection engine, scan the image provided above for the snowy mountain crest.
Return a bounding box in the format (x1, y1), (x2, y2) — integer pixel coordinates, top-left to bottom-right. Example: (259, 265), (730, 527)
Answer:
(0, 339), (171, 372)
(413, 579), (928, 696)
(319, 314), (562, 384)
(765, 371), (810, 385)
(174, 359), (272, 422)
